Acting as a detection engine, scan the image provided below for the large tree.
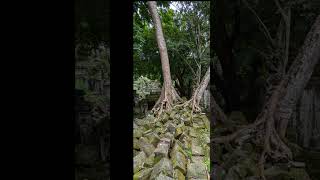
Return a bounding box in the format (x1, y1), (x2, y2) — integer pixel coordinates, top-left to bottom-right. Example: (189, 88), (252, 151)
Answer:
(212, 14), (320, 179)
(134, 2), (210, 99)
(145, 1), (212, 116)
(147, 1), (181, 115)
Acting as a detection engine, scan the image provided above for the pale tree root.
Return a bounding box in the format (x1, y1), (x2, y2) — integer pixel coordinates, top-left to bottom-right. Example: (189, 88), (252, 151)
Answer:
(212, 116), (292, 179)
(175, 67), (210, 117)
(175, 93), (202, 118)
(151, 85), (181, 118)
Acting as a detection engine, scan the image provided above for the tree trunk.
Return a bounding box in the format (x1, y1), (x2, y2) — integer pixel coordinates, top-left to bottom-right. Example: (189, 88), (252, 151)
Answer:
(276, 14), (320, 140)
(178, 66), (214, 114)
(147, 1), (180, 114)
(184, 67), (210, 113)
(195, 67), (210, 104)
(210, 91), (227, 125)
(212, 0), (241, 112)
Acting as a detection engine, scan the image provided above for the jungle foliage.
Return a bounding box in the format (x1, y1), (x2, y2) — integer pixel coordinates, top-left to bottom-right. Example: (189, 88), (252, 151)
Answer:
(134, 1), (210, 98)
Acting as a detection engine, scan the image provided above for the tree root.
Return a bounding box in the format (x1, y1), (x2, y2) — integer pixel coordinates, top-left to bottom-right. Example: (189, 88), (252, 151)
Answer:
(151, 85), (181, 118)
(212, 114), (292, 179)
(175, 95), (202, 118)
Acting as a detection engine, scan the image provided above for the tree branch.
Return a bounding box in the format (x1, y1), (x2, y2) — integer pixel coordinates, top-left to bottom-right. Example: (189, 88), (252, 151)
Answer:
(273, 0), (288, 21)
(242, 0), (275, 47)
(283, 8), (291, 74)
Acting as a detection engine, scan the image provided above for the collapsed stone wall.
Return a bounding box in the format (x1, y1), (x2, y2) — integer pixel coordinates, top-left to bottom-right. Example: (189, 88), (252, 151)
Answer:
(133, 106), (210, 180)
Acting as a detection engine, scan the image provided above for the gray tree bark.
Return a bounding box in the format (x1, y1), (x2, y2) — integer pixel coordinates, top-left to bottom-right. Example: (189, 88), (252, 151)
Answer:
(147, 1), (180, 113)
(276, 14), (320, 140)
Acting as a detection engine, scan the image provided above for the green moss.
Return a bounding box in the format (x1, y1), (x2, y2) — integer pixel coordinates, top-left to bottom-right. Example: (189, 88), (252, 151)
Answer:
(185, 148), (192, 159)
(204, 157), (210, 170)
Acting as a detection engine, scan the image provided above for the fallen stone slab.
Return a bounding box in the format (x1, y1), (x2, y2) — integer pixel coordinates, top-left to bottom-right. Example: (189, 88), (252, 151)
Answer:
(133, 122), (138, 129)
(166, 123), (176, 134)
(134, 138), (140, 150)
(141, 141), (155, 157)
(189, 128), (198, 138)
(145, 132), (161, 147)
(134, 151), (147, 173)
(133, 168), (152, 180)
(193, 121), (205, 129)
(134, 128), (144, 138)
(163, 132), (174, 146)
(154, 142), (170, 161)
(170, 141), (187, 158)
(174, 169), (185, 180)
(192, 156), (204, 163)
(191, 143), (204, 156)
(172, 151), (187, 174)
(150, 158), (173, 179)
(154, 173), (174, 180)
(187, 161), (207, 179)
(144, 153), (155, 167)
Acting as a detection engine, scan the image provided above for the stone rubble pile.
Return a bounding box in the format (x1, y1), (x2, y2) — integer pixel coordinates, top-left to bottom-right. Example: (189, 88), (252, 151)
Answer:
(133, 106), (210, 180)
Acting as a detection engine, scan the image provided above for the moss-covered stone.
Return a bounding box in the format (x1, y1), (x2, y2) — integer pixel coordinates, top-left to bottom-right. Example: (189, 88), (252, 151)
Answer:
(134, 138), (140, 150)
(150, 158), (173, 179)
(133, 168), (152, 180)
(134, 151), (147, 173)
(189, 128), (198, 138)
(134, 128), (143, 138)
(145, 153), (155, 167)
(143, 129), (153, 135)
(156, 121), (163, 127)
(154, 142), (170, 160)
(133, 109), (210, 180)
(134, 149), (139, 157)
(193, 121), (205, 129)
(174, 169), (185, 180)
(175, 125), (183, 138)
(191, 143), (204, 156)
(169, 111), (176, 120)
(187, 161), (207, 179)
(166, 123), (176, 134)
(192, 156), (204, 163)
(163, 132), (174, 146)
(154, 173), (174, 180)
(140, 140), (155, 156)
(172, 151), (187, 174)
(170, 141), (187, 158)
